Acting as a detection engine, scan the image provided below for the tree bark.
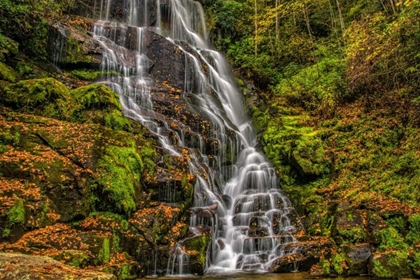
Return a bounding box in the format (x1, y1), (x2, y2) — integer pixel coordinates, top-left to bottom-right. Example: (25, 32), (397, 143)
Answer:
(335, 0), (345, 32)
(254, 0), (258, 56)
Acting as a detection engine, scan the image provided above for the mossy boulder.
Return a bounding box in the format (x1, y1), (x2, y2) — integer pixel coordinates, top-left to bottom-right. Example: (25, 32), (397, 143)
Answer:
(331, 202), (366, 244)
(411, 251), (420, 277)
(70, 84), (121, 111)
(0, 34), (19, 62)
(0, 61), (18, 82)
(342, 244), (371, 275)
(181, 233), (211, 275)
(371, 250), (413, 278)
(69, 84), (139, 131)
(290, 135), (329, 177)
(406, 214), (420, 246)
(1, 78), (70, 118)
(96, 144), (144, 215)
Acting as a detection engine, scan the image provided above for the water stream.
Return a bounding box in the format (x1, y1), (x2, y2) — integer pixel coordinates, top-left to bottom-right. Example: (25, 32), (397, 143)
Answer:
(92, 0), (302, 275)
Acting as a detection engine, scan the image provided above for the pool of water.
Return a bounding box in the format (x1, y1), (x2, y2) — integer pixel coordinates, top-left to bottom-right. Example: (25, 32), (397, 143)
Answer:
(144, 272), (371, 280)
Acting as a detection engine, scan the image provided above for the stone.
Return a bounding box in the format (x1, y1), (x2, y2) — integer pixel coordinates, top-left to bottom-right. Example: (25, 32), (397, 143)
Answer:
(0, 253), (116, 279)
(342, 243), (371, 275)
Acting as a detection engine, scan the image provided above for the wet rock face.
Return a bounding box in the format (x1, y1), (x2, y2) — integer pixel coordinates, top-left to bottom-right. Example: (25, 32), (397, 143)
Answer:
(342, 244), (371, 275)
(48, 17), (102, 69)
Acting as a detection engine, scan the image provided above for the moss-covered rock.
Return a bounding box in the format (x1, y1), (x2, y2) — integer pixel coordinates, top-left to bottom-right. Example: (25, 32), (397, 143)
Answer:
(407, 213), (420, 245)
(70, 84), (121, 111)
(48, 18), (102, 68)
(371, 250), (413, 278)
(96, 144), (143, 215)
(2, 78), (70, 118)
(342, 244), (370, 275)
(0, 34), (19, 62)
(0, 61), (18, 82)
(181, 233), (211, 275)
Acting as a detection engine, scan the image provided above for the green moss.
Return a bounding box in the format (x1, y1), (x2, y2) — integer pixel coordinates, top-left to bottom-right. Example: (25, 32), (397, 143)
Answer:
(98, 237), (111, 264)
(140, 143), (157, 175)
(71, 70), (102, 81)
(406, 214), (420, 245)
(376, 227), (409, 252)
(410, 251), (420, 277)
(104, 109), (133, 131)
(337, 226), (366, 244)
(319, 258), (331, 275)
(69, 84), (126, 126)
(97, 143), (143, 215)
(16, 61), (35, 79)
(373, 257), (393, 278)
(372, 251), (412, 278)
(385, 215), (405, 234)
(331, 253), (345, 275)
(0, 34), (18, 62)
(70, 84), (121, 111)
(257, 111), (330, 185)
(7, 199), (26, 225)
(0, 129), (20, 146)
(183, 234), (211, 270)
(2, 78), (70, 118)
(0, 61), (18, 82)
(60, 36), (95, 64)
(52, 250), (90, 268)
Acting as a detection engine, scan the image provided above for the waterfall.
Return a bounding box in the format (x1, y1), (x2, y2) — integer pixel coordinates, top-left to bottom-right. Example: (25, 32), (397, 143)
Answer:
(92, 0), (302, 274)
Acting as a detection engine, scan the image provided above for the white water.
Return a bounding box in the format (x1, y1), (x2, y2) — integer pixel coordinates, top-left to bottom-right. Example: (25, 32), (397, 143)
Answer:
(92, 0), (302, 274)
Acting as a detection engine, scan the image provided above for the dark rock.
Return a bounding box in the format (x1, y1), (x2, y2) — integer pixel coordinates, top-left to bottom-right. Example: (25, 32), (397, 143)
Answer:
(266, 253), (306, 273)
(48, 17), (102, 68)
(342, 243), (371, 275)
(331, 202), (366, 245)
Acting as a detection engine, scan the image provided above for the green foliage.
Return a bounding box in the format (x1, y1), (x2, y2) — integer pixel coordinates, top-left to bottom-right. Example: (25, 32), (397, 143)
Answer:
(275, 54), (346, 116)
(0, 0), (76, 58)
(257, 112), (330, 186)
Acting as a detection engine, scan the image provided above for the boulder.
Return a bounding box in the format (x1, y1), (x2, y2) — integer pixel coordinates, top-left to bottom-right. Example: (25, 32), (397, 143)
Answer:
(0, 253), (116, 279)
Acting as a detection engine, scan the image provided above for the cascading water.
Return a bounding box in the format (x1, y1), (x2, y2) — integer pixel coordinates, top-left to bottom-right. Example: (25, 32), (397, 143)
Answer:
(92, 0), (303, 275)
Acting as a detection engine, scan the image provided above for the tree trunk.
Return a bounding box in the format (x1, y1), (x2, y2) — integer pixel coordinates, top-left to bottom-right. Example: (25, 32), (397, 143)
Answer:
(275, 0), (279, 42)
(254, 0), (258, 56)
(303, 3), (312, 38)
(335, 0), (345, 32)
